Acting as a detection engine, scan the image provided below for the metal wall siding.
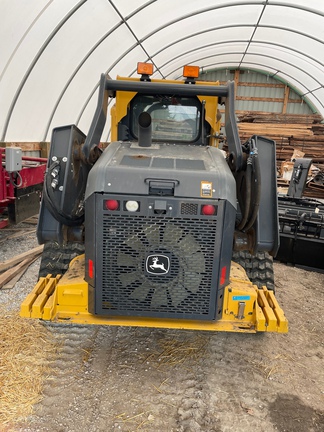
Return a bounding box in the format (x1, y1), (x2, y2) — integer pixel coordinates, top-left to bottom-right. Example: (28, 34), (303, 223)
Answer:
(200, 69), (313, 115)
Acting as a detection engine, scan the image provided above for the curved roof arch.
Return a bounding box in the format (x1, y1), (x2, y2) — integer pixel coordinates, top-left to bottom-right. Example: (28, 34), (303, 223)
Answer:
(0, 0), (323, 142)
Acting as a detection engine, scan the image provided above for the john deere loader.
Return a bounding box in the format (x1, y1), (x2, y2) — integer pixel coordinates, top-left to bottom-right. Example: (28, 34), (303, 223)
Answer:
(20, 63), (288, 333)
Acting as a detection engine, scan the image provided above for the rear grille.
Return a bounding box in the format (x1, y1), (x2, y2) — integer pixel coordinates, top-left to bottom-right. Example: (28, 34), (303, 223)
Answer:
(181, 203), (198, 215)
(99, 215), (218, 319)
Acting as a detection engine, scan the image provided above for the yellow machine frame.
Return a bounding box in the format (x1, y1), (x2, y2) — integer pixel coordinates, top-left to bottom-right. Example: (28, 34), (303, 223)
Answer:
(20, 65), (288, 334)
(20, 255), (288, 333)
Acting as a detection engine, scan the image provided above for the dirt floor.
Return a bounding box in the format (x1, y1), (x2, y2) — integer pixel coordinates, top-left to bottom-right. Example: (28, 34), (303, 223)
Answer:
(0, 224), (323, 432)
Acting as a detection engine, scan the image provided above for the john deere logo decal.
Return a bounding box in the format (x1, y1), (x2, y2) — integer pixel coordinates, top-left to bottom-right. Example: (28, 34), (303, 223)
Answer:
(146, 255), (170, 275)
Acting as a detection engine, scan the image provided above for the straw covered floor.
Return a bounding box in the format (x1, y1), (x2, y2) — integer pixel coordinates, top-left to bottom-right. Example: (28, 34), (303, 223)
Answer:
(0, 307), (57, 425)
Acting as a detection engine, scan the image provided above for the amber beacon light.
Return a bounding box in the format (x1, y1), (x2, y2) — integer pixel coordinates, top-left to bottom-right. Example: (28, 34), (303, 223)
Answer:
(137, 62), (153, 76)
(183, 65), (200, 79)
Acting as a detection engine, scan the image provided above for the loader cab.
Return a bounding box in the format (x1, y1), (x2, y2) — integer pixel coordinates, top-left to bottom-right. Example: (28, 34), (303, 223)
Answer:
(119, 93), (209, 145)
(111, 64), (220, 147)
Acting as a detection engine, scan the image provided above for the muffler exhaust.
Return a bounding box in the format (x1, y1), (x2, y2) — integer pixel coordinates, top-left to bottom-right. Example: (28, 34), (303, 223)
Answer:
(138, 112), (152, 147)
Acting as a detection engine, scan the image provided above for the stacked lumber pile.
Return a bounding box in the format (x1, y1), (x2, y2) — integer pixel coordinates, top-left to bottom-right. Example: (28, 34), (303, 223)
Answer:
(0, 217), (43, 289)
(236, 112), (324, 199)
(237, 113), (324, 161)
(0, 245), (43, 289)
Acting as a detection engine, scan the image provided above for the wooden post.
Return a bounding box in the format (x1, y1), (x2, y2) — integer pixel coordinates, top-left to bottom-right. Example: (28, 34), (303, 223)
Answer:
(234, 69), (240, 99)
(282, 86), (290, 114)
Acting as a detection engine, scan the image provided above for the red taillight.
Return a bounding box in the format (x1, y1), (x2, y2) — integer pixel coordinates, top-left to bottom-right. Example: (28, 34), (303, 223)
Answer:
(105, 199), (119, 210)
(201, 204), (216, 215)
(220, 266), (227, 285)
(88, 259), (94, 279)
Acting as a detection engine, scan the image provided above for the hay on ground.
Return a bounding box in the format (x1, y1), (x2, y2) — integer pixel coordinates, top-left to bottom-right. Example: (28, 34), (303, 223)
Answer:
(0, 307), (57, 425)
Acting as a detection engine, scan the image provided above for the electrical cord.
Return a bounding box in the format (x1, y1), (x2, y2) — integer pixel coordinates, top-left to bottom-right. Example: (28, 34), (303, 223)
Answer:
(9, 171), (23, 187)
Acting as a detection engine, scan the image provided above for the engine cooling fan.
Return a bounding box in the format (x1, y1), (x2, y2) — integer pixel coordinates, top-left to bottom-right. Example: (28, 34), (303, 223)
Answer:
(116, 223), (206, 308)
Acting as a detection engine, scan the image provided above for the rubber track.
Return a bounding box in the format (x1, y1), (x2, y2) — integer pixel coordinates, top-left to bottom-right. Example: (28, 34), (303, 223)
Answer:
(232, 250), (275, 291)
(39, 241), (85, 278)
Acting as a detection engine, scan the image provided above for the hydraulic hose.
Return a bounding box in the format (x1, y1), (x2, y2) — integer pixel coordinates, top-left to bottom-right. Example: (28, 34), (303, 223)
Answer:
(43, 161), (84, 227)
(236, 158), (252, 231)
(243, 144), (261, 232)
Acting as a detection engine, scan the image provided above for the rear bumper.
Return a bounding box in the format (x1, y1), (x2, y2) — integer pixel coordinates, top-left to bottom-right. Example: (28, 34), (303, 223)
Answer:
(20, 255), (288, 333)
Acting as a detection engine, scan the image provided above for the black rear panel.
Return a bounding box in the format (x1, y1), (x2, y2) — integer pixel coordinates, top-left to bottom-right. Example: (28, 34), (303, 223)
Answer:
(89, 195), (233, 320)
(276, 196), (324, 270)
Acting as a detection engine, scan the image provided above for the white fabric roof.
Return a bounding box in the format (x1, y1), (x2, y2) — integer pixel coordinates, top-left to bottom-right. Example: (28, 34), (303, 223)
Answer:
(1, 0), (323, 142)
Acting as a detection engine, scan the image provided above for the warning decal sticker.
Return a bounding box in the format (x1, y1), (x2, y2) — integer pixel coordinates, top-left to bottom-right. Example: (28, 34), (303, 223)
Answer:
(201, 181), (213, 198)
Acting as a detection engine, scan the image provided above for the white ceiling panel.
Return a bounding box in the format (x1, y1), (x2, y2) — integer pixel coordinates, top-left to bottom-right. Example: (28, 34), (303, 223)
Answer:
(1, 0), (323, 141)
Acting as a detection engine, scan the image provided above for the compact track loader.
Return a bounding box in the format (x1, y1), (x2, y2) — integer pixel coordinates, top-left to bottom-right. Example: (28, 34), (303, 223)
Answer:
(20, 63), (288, 333)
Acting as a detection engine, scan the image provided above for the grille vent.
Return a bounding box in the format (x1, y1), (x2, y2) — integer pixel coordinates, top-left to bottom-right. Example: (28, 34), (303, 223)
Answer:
(100, 214), (218, 319)
(181, 203), (198, 215)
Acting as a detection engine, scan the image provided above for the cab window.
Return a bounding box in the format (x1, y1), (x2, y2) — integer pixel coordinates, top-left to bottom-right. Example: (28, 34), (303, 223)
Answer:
(131, 94), (201, 143)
